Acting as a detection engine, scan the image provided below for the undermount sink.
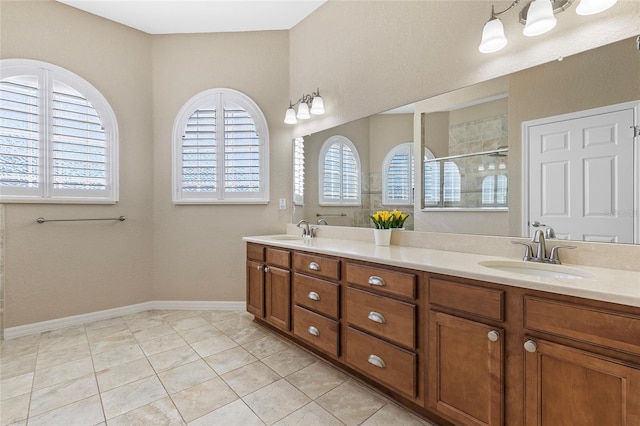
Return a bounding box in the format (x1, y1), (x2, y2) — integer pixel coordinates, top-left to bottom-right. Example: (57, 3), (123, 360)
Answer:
(266, 235), (306, 241)
(478, 260), (593, 280)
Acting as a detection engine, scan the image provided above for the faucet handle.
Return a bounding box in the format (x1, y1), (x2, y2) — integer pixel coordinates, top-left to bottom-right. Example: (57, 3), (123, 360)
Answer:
(511, 241), (533, 260)
(548, 245), (576, 264)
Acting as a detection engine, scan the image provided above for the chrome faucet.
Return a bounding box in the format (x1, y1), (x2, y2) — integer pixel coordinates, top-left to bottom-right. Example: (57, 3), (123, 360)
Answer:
(512, 230), (576, 264)
(296, 220), (315, 238)
(317, 219), (329, 225)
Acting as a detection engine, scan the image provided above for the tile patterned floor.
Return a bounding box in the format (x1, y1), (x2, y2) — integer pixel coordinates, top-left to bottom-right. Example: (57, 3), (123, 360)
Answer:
(0, 310), (434, 425)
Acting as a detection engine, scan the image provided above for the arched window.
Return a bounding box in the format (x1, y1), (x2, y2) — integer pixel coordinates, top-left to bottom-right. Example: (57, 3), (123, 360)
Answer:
(482, 174), (508, 206)
(173, 88), (269, 203)
(424, 147), (461, 207)
(0, 59), (118, 202)
(382, 142), (414, 205)
(319, 135), (361, 206)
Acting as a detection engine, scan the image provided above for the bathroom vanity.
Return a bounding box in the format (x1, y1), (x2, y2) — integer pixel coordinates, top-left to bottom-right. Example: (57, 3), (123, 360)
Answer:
(243, 235), (640, 426)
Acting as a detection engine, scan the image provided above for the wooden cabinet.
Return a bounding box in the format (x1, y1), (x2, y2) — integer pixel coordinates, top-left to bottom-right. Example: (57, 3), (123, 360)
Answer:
(523, 295), (640, 426)
(427, 276), (505, 426)
(246, 244), (266, 317)
(265, 265), (291, 331)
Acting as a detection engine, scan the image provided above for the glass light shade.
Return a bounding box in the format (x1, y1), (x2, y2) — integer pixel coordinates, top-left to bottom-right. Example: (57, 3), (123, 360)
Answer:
(576, 0), (617, 15)
(297, 102), (310, 119)
(479, 18), (508, 53)
(523, 0), (557, 37)
(284, 107), (297, 124)
(310, 96), (325, 115)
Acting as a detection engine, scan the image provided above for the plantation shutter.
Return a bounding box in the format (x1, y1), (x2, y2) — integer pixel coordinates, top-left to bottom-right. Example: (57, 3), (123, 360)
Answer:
(0, 76), (40, 192)
(182, 108), (217, 193)
(384, 143), (414, 205)
(51, 80), (107, 192)
(224, 106), (260, 193)
(323, 142), (341, 202)
(341, 144), (358, 202)
(320, 136), (360, 206)
(293, 137), (304, 205)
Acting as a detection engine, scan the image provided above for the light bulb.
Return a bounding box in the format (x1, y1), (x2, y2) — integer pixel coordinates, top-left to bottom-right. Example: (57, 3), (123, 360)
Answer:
(284, 107), (297, 124)
(523, 0), (557, 37)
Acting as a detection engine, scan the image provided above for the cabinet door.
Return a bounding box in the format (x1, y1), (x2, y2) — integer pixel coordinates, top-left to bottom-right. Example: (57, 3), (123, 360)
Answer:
(428, 311), (503, 426)
(246, 259), (265, 318)
(524, 338), (640, 426)
(265, 266), (291, 331)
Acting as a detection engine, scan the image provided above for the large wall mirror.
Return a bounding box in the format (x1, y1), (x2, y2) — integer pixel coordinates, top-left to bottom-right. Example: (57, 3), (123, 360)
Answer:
(292, 37), (640, 244)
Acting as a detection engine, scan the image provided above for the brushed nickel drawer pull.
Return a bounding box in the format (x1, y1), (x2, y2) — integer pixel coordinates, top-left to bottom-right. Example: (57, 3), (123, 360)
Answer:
(368, 275), (385, 286)
(367, 311), (386, 324)
(257, 264), (264, 271)
(487, 330), (500, 342)
(308, 326), (320, 337)
(308, 291), (320, 301)
(367, 354), (386, 368)
(309, 262), (321, 271)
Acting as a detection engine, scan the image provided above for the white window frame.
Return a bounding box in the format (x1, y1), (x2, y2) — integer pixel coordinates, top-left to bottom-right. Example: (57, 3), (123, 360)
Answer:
(172, 88), (269, 204)
(0, 59), (118, 203)
(382, 142), (414, 206)
(292, 137), (304, 206)
(318, 135), (361, 206)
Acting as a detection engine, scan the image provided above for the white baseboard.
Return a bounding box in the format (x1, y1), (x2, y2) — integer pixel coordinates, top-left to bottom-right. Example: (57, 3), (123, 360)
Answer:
(3, 300), (246, 340)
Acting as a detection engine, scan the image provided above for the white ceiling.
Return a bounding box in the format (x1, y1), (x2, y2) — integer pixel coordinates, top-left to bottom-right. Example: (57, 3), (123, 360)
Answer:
(56, 0), (326, 34)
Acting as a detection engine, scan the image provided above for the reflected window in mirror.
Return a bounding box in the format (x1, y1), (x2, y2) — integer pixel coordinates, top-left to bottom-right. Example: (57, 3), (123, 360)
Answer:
(319, 135), (361, 206)
(382, 142), (414, 206)
(424, 148), (461, 207)
(293, 137), (304, 206)
(481, 175), (507, 206)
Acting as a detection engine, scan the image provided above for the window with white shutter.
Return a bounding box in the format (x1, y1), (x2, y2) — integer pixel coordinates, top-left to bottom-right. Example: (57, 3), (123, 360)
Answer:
(382, 142), (414, 206)
(319, 135), (361, 206)
(423, 147), (461, 207)
(0, 59), (118, 203)
(172, 88), (269, 204)
(293, 137), (304, 206)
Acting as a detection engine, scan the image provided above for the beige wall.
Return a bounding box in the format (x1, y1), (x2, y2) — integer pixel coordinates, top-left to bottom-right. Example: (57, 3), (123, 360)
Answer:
(0, 0), (154, 327)
(150, 31), (291, 302)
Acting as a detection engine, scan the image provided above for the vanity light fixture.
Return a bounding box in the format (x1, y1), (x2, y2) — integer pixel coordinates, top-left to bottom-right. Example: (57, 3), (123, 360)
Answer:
(479, 0), (618, 53)
(284, 88), (325, 124)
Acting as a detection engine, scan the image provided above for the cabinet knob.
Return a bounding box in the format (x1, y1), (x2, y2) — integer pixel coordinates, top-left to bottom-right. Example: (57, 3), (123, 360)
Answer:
(308, 326), (320, 337)
(308, 291), (320, 301)
(367, 354), (386, 369)
(524, 340), (537, 353)
(263, 266), (270, 273)
(367, 311), (386, 324)
(367, 275), (385, 286)
(257, 264), (264, 271)
(487, 330), (500, 342)
(309, 262), (320, 271)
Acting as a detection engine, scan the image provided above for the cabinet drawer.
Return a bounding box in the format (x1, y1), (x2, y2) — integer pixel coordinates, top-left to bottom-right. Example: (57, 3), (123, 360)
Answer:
(247, 243), (265, 262)
(346, 287), (416, 349)
(429, 278), (504, 322)
(266, 247), (291, 269)
(346, 263), (416, 299)
(345, 327), (417, 398)
(524, 296), (640, 356)
(293, 306), (339, 357)
(293, 273), (339, 320)
(294, 252), (341, 281)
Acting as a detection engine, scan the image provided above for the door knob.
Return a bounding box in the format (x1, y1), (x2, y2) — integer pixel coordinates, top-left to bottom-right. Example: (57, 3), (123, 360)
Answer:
(524, 340), (537, 353)
(487, 330), (500, 342)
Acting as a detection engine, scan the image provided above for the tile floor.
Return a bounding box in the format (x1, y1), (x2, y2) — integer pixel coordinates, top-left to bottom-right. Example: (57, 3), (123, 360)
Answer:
(0, 310), (434, 425)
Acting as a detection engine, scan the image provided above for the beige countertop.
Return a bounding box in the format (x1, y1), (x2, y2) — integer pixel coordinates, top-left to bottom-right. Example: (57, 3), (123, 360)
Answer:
(243, 234), (640, 308)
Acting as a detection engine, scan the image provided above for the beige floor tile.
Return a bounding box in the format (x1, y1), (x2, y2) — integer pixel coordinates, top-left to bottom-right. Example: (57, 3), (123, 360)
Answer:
(96, 357), (155, 392)
(273, 401), (345, 426)
(138, 333), (187, 357)
(147, 345), (200, 373)
(243, 379), (311, 425)
(199, 310), (243, 324)
(157, 359), (216, 395)
(35, 342), (91, 371)
(38, 334), (88, 354)
(101, 375), (168, 420)
(0, 337), (40, 364)
(190, 334), (237, 358)
(33, 356), (94, 390)
(171, 377), (238, 423)
(41, 325), (86, 340)
(221, 362), (280, 397)
(92, 344), (146, 372)
(83, 317), (126, 331)
(225, 324), (270, 345)
(0, 393), (30, 426)
(162, 311), (200, 323)
(286, 361), (347, 399)
(29, 374), (99, 417)
(261, 347), (315, 377)
(189, 399), (265, 426)
(133, 324), (176, 342)
(175, 324), (222, 345)
(242, 335), (290, 359)
(0, 372), (33, 401)
(169, 315), (209, 331)
(107, 396), (184, 426)
(204, 346), (258, 375)
(27, 395), (104, 426)
(360, 403), (433, 426)
(0, 354), (36, 380)
(125, 317), (166, 333)
(86, 324), (130, 342)
(214, 316), (256, 335)
(89, 331), (137, 355)
(316, 380), (386, 426)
